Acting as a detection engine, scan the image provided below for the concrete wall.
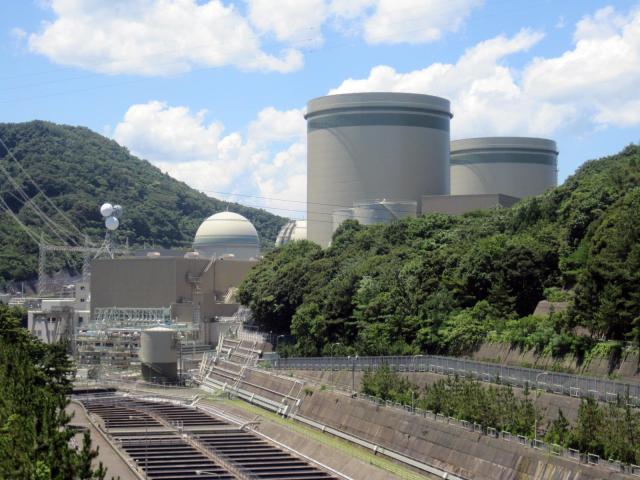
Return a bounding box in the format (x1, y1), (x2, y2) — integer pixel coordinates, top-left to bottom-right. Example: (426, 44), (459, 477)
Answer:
(472, 343), (640, 381)
(298, 389), (628, 480)
(422, 193), (520, 215)
(91, 257), (255, 323)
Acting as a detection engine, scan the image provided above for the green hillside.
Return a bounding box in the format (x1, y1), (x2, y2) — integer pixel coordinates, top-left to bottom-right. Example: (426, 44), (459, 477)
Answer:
(0, 121), (287, 288)
(239, 144), (640, 358)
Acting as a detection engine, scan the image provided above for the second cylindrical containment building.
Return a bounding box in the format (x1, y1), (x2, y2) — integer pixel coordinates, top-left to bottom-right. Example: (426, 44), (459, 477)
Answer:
(450, 137), (558, 199)
(306, 92), (452, 247)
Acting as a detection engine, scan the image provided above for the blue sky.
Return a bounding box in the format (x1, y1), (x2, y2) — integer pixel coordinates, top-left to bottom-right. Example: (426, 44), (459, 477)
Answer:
(1, 0), (639, 218)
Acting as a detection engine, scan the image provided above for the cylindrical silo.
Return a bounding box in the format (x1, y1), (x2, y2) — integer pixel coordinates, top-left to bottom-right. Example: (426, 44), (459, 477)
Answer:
(450, 137), (558, 199)
(352, 200), (417, 225)
(140, 326), (177, 383)
(306, 92), (452, 247)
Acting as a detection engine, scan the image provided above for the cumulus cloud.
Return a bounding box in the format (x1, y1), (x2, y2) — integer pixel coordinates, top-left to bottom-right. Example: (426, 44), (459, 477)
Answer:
(363, 0), (483, 44)
(113, 101), (307, 215)
(27, 0), (303, 75)
(21, 0), (486, 75)
(331, 6), (640, 136)
(248, 0), (328, 47)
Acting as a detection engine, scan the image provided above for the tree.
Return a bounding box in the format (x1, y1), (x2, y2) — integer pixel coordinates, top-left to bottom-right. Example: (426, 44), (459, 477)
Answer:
(0, 304), (106, 479)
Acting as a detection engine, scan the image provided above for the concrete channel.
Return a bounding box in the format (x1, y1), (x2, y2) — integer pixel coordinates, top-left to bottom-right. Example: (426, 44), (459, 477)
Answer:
(75, 390), (342, 480)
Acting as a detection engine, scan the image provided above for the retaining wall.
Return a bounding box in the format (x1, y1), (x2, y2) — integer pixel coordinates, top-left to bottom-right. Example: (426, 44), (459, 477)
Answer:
(278, 369), (585, 423)
(298, 389), (630, 480)
(472, 343), (640, 381)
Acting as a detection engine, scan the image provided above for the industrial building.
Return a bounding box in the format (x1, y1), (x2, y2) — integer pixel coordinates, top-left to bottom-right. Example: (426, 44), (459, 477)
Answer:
(275, 220), (307, 246)
(72, 211), (260, 376)
(306, 92), (452, 247)
(193, 211), (260, 260)
(303, 92), (559, 247)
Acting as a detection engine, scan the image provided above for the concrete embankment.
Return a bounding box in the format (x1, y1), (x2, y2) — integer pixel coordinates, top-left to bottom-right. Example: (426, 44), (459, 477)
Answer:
(276, 369), (587, 423)
(297, 388), (629, 480)
(206, 364), (633, 479)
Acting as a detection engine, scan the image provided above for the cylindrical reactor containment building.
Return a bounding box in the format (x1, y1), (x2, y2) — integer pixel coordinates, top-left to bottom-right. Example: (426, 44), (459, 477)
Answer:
(306, 92), (452, 247)
(140, 326), (178, 383)
(450, 137), (558, 199)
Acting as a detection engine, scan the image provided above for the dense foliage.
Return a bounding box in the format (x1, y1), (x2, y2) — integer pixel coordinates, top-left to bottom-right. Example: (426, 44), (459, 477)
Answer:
(239, 145), (640, 356)
(0, 121), (287, 289)
(362, 366), (640, 463)
(0, 304), (106, 478)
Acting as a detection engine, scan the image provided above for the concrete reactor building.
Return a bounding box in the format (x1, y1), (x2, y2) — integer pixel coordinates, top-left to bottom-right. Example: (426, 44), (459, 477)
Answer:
(305, 92), (452, 247)
(449, 137), (558, 199)
(304, 92), (559, 244)
(193, 211), (260, 260)
(275, 220), (307, 246)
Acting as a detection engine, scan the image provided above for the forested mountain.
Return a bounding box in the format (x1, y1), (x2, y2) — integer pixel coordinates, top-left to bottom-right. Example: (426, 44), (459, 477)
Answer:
(239, 145), (640, 358)
(0, 121), (287, 288)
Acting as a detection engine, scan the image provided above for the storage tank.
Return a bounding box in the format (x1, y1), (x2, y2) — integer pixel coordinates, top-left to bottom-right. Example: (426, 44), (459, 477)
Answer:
(450, 137), (558, 199)
(306, 92), (452, 247)
(275, 220), (307, 246)
(140, 326), (177, 383)
(352, 200), (417, 226)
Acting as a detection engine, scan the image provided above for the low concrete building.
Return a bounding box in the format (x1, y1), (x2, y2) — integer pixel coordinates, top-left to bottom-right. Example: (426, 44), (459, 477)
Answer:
(90, 255), (256, 327)
(28, 280), (90, 343)
(422, 193), (520, 215)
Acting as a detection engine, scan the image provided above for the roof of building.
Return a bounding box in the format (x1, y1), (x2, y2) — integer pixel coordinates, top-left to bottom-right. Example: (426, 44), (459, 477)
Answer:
(193, 211), (260, 249)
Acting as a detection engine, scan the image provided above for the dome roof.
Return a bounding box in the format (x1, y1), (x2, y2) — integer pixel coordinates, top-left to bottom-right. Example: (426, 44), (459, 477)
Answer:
(275, 220), (307, 246)
(193, 211), (260, 259)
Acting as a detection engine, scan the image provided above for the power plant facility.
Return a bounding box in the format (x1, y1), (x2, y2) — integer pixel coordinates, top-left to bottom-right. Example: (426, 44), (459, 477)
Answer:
(306, 92), (452, 247)
(275, 219), (307, 246)
(192, 211), (261, 260)
(304, 92), (559, 247)
(9, 91), (562, 386)
(450, 137), (559, 199)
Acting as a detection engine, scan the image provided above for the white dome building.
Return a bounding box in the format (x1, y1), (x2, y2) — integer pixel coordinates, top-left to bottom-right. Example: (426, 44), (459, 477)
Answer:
(193, 211), (260, 260)
(275, 220), (307, 246)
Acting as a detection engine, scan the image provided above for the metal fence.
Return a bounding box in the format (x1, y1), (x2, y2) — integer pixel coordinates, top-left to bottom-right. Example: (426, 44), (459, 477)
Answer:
(353, 390), (640, 476)
(266, 355), (640, 405)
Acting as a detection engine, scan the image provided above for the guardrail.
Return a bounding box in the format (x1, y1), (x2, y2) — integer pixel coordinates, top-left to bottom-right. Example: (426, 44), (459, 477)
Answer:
(266, 355), (640, 405)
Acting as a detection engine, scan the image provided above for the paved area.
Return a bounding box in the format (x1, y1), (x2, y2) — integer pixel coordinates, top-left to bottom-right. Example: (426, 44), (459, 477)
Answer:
(67, 401), (140, 480)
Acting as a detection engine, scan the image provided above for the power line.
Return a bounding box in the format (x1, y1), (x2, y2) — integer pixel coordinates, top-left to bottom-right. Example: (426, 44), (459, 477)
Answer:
(0, 196), (41, 245)
(0, 134), (89, 245)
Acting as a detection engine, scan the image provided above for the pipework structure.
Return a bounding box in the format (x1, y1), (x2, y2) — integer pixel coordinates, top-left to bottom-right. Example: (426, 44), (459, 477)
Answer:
(305, 92), (452, 247)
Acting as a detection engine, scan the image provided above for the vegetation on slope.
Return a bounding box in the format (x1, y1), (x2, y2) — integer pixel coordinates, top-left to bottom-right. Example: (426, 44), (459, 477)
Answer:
(362, 366), (640, 464)
(239, 145), (640, 357)
(0, 304), (106, 478)
(0, 121), (287, 288)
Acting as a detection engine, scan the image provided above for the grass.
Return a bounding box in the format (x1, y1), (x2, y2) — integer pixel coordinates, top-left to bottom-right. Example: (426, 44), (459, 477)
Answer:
(216, 397), (429, 480)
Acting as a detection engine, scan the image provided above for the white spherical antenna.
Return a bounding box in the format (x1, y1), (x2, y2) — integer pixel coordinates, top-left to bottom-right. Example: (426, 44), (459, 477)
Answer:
(105, 216), (119, 231)
(112, 205), (123, 218)
(100, 203), (114, 217)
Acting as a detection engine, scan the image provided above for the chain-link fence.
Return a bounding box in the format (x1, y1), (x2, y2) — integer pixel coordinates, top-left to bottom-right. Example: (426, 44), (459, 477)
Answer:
(267, 355), (640, 405)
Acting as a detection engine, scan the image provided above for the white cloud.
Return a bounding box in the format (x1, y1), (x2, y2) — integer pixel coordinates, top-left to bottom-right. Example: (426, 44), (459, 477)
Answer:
(27, 0), (302, 75)
(363, 0), (483, 44)
(248, 106), (307, 144)
(248, 0), (327, 47)
(523, 6), (640, 127)
(331, 6), (640, 135)
(328, 0), (375, 20)
(113, 101), (307, 216)
(21, 0), (487, 75)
